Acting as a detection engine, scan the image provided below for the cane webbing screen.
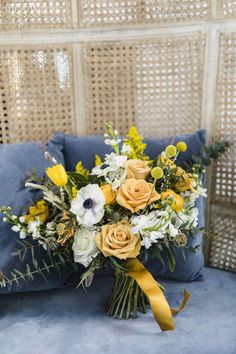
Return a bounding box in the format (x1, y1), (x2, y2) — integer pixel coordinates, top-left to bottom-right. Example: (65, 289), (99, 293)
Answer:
(82, 42), (137, 135)
(0, 45), (75, 143)
(0, 1), (72, 30)
(77, 1), (211, 28)
(208, 32), (236, 272)
(218, 1), (236, 19)
(82, 33), (205, 137)
(209, 211), (236, 272)
(212, 33), (236, 207)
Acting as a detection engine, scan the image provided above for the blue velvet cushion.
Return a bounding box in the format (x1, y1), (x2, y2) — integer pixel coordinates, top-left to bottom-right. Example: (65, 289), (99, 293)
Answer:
(60, 130), (206, 282)
(61, 130), (206, 171)
(0, 135), (74, 294)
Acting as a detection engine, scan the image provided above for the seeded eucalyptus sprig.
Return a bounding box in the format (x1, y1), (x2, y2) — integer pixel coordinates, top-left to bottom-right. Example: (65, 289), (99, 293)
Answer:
(183, 140), (230, 174)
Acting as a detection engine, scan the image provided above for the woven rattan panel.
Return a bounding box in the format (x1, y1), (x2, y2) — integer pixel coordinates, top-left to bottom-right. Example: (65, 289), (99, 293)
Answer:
(82, 33), (205, 137)
(217, 1), (236, 19)
(77, 1), (211, 28)
(212, 33), (236, 206)
(82, 42), (137, 135)
(0, 45), (75, 143)
(209, 211), (236, 272)
(0, 1), (72, 30)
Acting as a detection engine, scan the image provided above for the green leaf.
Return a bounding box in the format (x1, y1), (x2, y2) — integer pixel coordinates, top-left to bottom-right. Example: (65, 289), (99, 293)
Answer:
(167, 248), (176, 272)
(110, 257), (126, 272)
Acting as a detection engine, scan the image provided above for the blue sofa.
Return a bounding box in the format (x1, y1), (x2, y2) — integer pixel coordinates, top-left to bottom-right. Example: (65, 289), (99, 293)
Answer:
(0, 267), (235, 354)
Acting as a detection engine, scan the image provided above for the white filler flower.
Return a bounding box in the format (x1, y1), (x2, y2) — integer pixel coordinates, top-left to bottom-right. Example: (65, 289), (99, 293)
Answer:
(92, 153), (127, 190)
(70, 184), (105, 227)
(72, 228), (99, 267)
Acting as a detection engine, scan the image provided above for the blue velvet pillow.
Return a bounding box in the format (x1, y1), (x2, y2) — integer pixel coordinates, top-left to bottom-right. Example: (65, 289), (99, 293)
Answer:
(0, 134), (74, 293)
(60, 130), (206, 282)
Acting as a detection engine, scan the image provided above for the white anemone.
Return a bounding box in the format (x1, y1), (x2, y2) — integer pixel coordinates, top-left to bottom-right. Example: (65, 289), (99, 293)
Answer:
(70, 184), (105, 227)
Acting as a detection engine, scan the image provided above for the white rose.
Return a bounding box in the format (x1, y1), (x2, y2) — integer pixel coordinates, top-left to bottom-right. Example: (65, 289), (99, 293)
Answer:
(72, 228), (100, 267)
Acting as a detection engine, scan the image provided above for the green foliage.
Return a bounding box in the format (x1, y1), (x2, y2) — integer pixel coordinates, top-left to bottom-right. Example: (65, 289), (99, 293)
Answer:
(184, 140), (230, 174)
(0, 239), (75, 290)
(78, 255), (104, 289)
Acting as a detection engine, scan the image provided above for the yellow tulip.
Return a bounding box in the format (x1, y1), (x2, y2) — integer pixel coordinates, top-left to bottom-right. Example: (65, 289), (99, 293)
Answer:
(25, 200), (49, 224)
(100, 184), (116, 205)
(161, 189), (184, 212)
(46, 164), (68, 187)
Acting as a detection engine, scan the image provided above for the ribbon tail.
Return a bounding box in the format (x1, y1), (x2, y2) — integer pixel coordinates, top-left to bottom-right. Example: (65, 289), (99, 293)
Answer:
(171, 289), (191, 315)
(125, 258), (175, 331)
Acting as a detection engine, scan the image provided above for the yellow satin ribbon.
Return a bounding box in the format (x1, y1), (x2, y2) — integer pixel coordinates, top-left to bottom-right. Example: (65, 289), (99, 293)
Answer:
(125, 258), (190, 332)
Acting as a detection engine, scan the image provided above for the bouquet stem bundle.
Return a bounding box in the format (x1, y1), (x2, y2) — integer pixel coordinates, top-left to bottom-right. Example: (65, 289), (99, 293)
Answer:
(108, 270), (148, 320)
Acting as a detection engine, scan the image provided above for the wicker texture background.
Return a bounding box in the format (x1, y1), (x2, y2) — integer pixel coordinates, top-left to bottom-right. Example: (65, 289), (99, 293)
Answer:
(0, 45), (75, 143)
(78, 0), (211, 28)
(209, 211), (236, 272)
(82, 42), (137, 135)
(0, 1), (72, 30)
(217, 1), (236, 19)
(208, 33), (236, 271)
(212, 33), (236, 207)
(83, 33), (205, 137)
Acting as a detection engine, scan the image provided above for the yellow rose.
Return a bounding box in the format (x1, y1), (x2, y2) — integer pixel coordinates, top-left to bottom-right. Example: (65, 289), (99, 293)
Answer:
(95, 221), (141, 259)
(116, 179), (160, 213)
(127, 159), (151, 179)
(100, 184), (116, 205)
(25, 200), (49, 224)
(161, 189), (184, 212)
(175, 167), (196, 192)
(46, 164), (68, 187)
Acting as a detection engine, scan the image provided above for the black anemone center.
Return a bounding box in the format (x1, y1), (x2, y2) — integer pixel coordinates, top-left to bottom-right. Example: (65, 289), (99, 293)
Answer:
(83, 198), (93, 209)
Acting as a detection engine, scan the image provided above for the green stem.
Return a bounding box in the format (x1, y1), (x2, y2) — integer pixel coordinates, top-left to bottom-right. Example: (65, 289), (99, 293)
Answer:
(133, 281), (139, 319)
(138, 290), (146, 313)
(119, 277), (133, 319)
(64, 185), (73, 201)
(126, 278), (134, 319)
(108, 271), (122, 315)
(114, 276), (128, 318)
(108, 272), (149, 320)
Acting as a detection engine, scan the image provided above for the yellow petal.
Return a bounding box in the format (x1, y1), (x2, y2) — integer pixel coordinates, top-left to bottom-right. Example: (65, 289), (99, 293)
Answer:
(161, 189), (184, 212)
(46, 164), (68, 187)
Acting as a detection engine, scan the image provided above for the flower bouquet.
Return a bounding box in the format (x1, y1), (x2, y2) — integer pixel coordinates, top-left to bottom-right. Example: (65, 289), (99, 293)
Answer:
(0, 123), (228, 331)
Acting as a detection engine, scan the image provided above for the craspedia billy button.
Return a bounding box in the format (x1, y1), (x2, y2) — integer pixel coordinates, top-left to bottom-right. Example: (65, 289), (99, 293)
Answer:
(151, 167), (164, 180)
(176, 141), (187, 152)
(165, 145), (177, 158)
